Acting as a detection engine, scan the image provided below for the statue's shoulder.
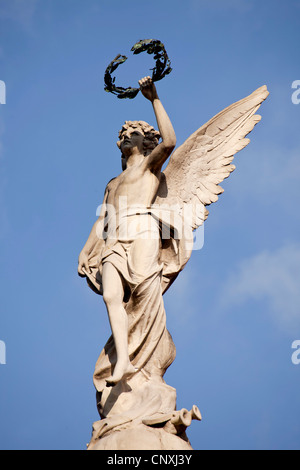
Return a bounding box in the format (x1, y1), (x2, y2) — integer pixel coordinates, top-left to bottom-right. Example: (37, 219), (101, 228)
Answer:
(105, 177), (117, 193)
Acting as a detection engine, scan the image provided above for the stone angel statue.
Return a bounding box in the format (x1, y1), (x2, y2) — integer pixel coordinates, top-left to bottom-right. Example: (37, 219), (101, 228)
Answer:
(78, 77), (269, 450)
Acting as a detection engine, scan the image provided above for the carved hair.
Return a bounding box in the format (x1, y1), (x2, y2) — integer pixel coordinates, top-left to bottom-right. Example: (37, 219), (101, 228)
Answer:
(117, 121), (161, 157)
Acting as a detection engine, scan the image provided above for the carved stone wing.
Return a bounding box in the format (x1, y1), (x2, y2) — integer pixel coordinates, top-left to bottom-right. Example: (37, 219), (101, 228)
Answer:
(156, 85), (269, 231)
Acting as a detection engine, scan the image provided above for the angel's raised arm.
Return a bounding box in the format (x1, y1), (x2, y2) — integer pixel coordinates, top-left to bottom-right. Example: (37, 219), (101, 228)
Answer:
(139, 77), (176, 172)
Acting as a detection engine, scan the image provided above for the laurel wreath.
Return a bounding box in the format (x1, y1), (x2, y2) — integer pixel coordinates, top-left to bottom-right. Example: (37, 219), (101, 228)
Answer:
(104, 39), (172, 100)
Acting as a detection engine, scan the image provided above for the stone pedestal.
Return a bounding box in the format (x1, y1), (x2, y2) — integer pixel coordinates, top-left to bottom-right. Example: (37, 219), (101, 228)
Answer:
(87, 372), (201, 451)
(88, 424), (193, 451)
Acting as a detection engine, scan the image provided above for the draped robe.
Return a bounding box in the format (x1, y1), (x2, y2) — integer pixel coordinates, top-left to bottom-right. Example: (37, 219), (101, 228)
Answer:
(83, 204), (193, 442)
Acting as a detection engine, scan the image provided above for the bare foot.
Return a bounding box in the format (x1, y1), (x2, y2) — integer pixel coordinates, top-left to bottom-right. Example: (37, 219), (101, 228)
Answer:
(106, 361), (137, 387)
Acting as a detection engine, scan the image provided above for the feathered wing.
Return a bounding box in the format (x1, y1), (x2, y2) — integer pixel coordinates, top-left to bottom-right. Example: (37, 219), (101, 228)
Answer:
(156, 85), (269, 232)
(155, 85), (269, 293)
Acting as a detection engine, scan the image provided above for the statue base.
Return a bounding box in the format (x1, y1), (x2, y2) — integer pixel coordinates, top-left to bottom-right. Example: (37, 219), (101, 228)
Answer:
(87, 353), (201, 451)
(87, 423), (193, 451)
(86, 377), (201, 451)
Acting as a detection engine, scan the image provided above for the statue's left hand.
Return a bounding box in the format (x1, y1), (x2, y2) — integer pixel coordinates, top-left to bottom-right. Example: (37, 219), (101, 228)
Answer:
(139, 76), (158, 102)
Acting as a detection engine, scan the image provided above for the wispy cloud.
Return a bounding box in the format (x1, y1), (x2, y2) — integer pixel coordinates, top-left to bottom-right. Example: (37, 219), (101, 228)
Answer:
(219, 243), (300, 333)
(248, 145), (300, 193)
(0, 0), (38, 31)
(227, 143), (300, 222)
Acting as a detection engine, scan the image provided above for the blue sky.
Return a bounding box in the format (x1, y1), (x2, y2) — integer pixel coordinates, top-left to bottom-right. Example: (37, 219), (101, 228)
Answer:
(0, 0), (299, 450)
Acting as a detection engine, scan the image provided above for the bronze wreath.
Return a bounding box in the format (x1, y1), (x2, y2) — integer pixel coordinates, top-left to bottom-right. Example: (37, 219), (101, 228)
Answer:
(104, 39), (172, 100)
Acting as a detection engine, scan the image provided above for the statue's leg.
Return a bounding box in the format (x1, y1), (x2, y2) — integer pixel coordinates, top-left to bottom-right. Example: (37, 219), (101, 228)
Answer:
(102, 261), (136, 386)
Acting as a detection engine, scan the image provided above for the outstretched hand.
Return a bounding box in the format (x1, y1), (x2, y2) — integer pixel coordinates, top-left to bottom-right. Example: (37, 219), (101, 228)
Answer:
(139, 76), (158, 102)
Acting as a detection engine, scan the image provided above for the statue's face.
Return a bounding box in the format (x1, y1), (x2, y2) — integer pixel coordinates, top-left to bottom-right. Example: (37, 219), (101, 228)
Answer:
(119, 128), (145, 156)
